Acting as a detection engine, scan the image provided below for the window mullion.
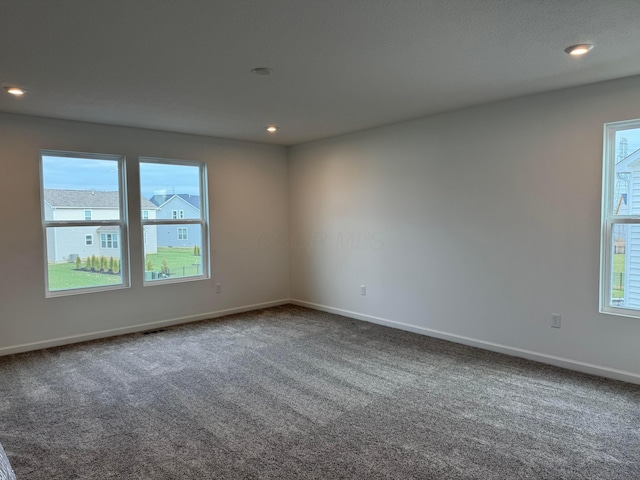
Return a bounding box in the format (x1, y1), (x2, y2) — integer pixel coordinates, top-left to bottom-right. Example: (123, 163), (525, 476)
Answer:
(608, 217), (640, 224)
(141, 219), (203, 226)
(43, 220), (124, 229)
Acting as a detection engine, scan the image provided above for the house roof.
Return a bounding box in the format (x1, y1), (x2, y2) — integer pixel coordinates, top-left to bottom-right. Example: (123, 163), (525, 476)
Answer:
(44, 189), (157, 209)
(149, 194), (200, 210)
(615, 148), (640, 173)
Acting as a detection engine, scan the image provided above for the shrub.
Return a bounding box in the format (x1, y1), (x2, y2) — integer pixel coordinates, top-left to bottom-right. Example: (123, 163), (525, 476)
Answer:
(109, 257), (114, 272)
(75, 256), (82, 269)
(101, 256), (108, 272)
(161, 258), (170, 275)
(91, 255), (98, 271)
(146, 257), (153, 271)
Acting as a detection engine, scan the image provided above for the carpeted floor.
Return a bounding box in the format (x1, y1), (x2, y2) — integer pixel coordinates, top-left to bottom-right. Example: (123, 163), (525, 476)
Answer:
(0, 305), (638, 479)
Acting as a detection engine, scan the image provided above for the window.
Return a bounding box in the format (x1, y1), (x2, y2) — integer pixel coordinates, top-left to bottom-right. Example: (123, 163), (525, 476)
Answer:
(142, 210), (149, 220)
(101, 233), (119, 248)
(601, 119), (640, 315)
(140, 158), (209, 284)
(40, 151), (128, 296)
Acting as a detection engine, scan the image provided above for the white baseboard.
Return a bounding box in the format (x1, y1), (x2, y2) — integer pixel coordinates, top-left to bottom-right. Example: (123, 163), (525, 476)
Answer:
(5, 297), (639, 386)
(0, 299), (290, 357)
(290, 299), (640, 385)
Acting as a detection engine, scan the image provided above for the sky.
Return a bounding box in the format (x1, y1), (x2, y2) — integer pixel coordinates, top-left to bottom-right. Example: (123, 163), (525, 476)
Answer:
(139, 162), (200, 198)
(42, 130), (640, 194)
(42, 156), (201, 198)
(616, 127), (640, 160)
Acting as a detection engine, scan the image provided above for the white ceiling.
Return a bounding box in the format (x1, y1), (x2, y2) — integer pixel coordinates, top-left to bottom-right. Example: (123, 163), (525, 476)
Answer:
(1, 0), (639, 146)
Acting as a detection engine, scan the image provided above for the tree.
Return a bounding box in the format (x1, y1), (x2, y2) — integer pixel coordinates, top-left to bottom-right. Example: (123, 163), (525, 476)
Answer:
(101, 256), (108, 272)
(146, 257), (153, 272)
(113, 259), (120, 274)
(75, 256), (82, 269)
(161, 258), (170, 275)
(91, 255), (98, 272)
(109, 257), (114, 272)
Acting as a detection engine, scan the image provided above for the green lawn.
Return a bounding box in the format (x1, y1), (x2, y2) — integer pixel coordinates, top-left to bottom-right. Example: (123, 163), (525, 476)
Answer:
(613, 253), (625, 299)
(49, 247), (202, 291)
(48, 263), (122, 291)
(145, 247), (203, 279)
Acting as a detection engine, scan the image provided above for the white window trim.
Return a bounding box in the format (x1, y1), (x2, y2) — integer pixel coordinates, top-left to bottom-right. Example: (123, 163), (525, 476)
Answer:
(178, 227), (188, 240)
(40, 150), (130, 297)
(142, 210), (149, 220)
(85, 234), (93, 246)
(600, 119), (640, 317)
(140, 157), (209, 286)
(84, 209), (92, 221)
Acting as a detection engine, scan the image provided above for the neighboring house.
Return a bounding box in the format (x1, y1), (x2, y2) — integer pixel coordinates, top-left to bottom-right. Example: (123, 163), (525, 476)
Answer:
(149, 194), (202, 248)
(614, 148), (640, 307)
(44, 189), (158, 263)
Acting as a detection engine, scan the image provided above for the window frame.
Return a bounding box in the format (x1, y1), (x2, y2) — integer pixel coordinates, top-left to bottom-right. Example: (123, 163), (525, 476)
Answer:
(40, 150), (130, 297)
(600, 119), (640, 317)
(177, 227), (188, 240)
(85, 234), (93, 246)
(140, 157), (209, 286)
(84, 209), (92, 221)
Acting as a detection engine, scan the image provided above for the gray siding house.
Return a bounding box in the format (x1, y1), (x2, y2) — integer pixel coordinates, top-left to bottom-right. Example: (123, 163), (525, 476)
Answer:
(614, 148), (640, 308)
(149, 194), (202, 248)
(44, 189), (158, 263)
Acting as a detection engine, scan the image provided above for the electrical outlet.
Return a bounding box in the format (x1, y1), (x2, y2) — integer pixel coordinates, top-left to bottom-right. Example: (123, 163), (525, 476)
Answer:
(216, 283), (222, 294)
(551, 314), (561, 328)
(360, 284), (366, 296)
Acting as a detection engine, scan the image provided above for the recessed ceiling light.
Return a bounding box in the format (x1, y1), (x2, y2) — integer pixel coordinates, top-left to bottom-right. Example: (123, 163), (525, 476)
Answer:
(266, 126), (278, 133)
(4, 86), (27, 96)
(252, 67), (273, 75)
(564, 44), (594, 56)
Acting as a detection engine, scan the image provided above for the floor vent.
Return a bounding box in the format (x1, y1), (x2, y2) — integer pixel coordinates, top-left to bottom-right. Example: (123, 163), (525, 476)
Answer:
(142, 329), (167, 335)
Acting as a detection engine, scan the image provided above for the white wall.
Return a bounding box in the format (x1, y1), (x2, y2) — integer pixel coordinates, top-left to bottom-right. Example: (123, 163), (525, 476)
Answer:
(3, 77), (640, 383)
(289, 75), (640, 382)
(0, 113), (289, 352)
